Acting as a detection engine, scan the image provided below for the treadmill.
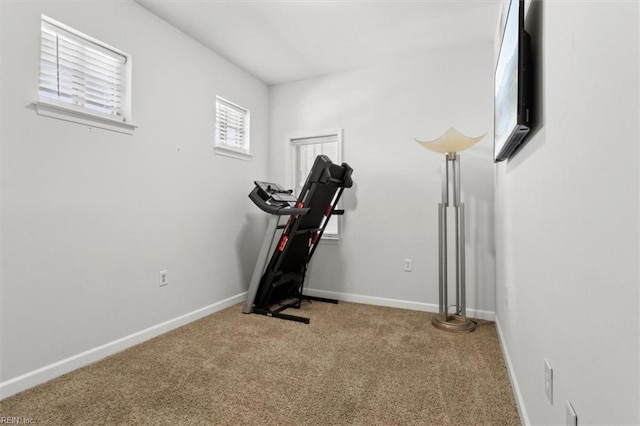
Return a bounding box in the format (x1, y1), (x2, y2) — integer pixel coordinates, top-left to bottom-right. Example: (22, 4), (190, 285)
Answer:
(243, 155), (353, 323)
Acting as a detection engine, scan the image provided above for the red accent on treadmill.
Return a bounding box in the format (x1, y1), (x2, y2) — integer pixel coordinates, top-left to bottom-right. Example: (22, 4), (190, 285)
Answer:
(325, 204), (333, 217)
(278, 235), (288, 251)
(312, 232), (320, 245)
(292, 202), (304, 220)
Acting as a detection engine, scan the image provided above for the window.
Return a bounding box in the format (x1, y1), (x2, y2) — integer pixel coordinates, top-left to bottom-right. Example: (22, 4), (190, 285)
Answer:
(36, 16), (135, 134)
(290, 130), (343, 240)
(214, 96), (251, 160)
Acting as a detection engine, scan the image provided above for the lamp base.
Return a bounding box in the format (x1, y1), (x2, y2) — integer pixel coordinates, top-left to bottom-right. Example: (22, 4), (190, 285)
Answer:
(431, 313), (477, 332)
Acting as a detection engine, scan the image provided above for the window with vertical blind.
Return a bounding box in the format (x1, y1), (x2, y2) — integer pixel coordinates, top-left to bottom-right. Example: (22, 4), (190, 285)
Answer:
(36, 16), (135, 134)
(214, 96), (251, 160)
(291, 131), (343, 239)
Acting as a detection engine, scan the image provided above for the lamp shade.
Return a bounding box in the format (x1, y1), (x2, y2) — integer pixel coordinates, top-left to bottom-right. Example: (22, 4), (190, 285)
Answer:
(416, 127), (485, 154)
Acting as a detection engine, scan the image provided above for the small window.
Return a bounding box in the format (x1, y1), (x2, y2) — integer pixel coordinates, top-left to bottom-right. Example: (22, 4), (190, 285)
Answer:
(290, 130), (343, 239)
(214, 96), (251, 160)
(36, 16), (135, 134)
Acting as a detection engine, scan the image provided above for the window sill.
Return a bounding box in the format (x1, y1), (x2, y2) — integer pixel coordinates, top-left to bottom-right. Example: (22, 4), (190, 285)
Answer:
(35, 99), (137, 135)
(214, 145), (253, 161)
(319, 236), (341, 245)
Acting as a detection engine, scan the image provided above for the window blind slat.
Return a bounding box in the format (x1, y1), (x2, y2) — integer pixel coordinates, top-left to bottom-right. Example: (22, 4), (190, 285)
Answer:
(42, 20), (126, 64)
(57, 49), (125, 79)
(56, 59), (124, 85)
(57, 40), (125, 67)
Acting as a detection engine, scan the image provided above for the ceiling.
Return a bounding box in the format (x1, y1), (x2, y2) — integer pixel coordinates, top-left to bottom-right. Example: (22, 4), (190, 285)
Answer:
(135, 1), (502, 86)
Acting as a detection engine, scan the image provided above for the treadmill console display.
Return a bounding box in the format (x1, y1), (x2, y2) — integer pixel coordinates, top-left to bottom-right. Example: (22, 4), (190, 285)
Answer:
(254, 181), (298, 203)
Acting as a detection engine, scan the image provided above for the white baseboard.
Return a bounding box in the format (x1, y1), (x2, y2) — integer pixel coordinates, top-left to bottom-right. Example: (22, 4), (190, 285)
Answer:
(495, 315), (530, 426)
(304, 288), (495, 321)
(0, 292), (246, 400)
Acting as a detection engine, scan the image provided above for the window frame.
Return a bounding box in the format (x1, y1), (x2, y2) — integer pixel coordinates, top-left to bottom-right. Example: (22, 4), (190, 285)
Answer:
(35, 15), (136, 135)
(289, 129), (344, 241)
(214, 96), (252, 161)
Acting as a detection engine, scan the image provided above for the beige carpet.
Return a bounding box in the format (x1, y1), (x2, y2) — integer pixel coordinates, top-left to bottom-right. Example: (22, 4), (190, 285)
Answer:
(0, 302), (520, 425)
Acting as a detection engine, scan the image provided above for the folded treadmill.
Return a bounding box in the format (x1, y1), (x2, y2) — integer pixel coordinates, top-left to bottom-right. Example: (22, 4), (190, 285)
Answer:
(243, 155), (353, 323)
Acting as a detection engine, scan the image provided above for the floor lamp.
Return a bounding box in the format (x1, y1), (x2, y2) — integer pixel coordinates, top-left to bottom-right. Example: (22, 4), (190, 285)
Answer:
(416, 128), (485, 332)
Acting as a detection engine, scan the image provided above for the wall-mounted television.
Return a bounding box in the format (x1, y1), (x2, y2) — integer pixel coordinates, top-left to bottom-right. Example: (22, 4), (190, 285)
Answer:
(494, 0), (532, 162)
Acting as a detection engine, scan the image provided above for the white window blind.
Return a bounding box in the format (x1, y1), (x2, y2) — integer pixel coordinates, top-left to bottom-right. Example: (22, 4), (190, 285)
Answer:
(291, 132), (342, 238)
(215, 97), (250, 154)
(39, 17), (129, 121)
(292, 135), (339, 194)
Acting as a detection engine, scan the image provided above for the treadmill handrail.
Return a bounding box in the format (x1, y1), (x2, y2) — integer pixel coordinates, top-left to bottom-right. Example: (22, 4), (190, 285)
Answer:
(248, 187), (310, 216)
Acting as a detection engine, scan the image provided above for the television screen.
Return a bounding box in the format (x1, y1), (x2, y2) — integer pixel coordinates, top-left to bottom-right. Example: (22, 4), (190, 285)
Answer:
(494, 0), (531, 162)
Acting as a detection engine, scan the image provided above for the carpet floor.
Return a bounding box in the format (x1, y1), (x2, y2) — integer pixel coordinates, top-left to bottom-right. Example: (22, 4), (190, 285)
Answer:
(0, 302), (520, 425)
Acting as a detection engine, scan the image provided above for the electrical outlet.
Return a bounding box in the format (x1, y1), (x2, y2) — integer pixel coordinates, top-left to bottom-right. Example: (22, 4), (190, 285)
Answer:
(566, 401), (578, 426)
(544, 359), (553, 404)
(403, 259), (412, 272)
(159, 270), (168, 287)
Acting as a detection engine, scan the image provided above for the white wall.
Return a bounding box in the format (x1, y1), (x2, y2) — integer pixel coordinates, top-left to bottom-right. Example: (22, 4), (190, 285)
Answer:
(1, 0), (268, 395)
(495, 1), (640, 425)
(269, 45), (496, 317)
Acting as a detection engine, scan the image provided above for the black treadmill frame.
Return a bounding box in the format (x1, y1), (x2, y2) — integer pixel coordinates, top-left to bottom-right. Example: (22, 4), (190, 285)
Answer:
(246, 155), (353, 323)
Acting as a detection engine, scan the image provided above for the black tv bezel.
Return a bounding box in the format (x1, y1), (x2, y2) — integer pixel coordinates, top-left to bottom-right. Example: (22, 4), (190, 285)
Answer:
(493, 0), (532, 162)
